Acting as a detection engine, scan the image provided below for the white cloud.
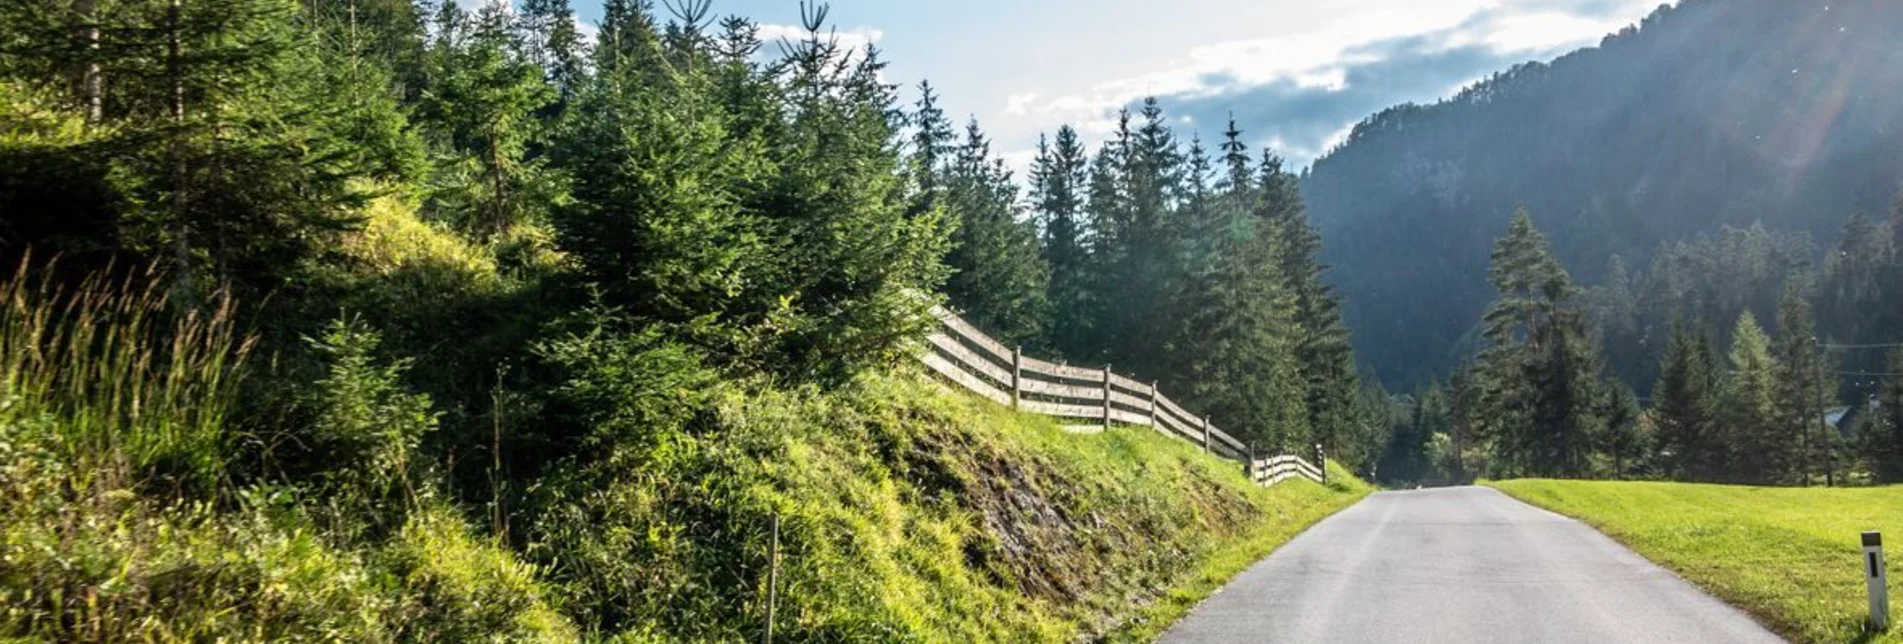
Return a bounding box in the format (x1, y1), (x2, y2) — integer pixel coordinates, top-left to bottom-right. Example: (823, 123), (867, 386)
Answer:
(754, 23), (885, 54)
(998, 1), (1660, 149)
(1005, 93), (1038, 116)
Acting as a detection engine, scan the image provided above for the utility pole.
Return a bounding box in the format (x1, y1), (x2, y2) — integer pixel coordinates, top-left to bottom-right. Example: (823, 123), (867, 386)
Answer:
(1817, 335), (1834, 487)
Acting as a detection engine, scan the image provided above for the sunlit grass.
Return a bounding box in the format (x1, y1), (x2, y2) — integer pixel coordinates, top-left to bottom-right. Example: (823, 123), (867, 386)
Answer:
(1489, 479), (1903, 643)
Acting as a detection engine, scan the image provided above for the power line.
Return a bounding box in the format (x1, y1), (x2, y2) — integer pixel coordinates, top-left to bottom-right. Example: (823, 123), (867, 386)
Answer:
(1824, 342), (1903, 350)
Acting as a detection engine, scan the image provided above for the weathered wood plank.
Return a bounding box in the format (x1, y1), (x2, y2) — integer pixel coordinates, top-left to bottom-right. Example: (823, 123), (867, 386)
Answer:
(1206, 425), (1245, 453)
(932, 307), (1013, 363)
(1106, 389), (1151, 412)
(1017, 376), (1103, 400)
(921, 352), (1010, 406)
(1017, 354), (1101, 381)
(1108, 407), (1152, 427)
(1106, 371), (1149, 394)
(925, 333), (1012, 385)
(1020, 399), (1103, 419)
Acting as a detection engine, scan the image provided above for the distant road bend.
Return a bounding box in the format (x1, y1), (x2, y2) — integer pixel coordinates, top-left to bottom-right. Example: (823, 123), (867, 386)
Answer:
(1161, 486), (1783, 644)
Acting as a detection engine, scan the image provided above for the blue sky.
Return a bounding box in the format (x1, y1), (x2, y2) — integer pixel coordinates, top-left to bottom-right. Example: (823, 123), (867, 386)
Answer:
(550, 0), (1675, 175)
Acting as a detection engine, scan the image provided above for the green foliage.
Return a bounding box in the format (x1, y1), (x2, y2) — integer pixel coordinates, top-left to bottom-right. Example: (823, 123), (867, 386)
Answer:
(938, 119), (1052, 349)
(0, 256), (247, 495)
(305, 316), (438, 504)
(1306, 0), (1903, 387)
(1490, 479), (1903, 643)
(1653, 321), (1723, 480)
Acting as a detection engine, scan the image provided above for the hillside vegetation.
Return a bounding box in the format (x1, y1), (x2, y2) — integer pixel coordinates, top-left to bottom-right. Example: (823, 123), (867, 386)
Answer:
(0, 260), (1367, 639)
(1303, 0), (1903, 386)
(1490, 480), (1903, 644)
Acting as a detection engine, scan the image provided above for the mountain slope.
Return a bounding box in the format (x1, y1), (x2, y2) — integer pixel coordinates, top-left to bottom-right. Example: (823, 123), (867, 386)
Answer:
(1301, 0), (1903, 385)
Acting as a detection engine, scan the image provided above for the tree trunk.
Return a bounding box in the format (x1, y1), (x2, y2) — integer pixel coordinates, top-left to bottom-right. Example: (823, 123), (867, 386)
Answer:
(168, 0), (192, 297)
(76, 0), (102, 121)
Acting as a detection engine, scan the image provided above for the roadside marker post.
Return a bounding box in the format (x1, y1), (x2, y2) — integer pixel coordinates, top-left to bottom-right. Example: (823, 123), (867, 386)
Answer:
(1866, 531), (1889, 632)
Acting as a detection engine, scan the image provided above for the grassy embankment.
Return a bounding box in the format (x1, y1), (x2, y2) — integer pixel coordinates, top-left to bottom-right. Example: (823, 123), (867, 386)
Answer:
(0, 204), (1370, 641)
(1489, 480), (1903, 644)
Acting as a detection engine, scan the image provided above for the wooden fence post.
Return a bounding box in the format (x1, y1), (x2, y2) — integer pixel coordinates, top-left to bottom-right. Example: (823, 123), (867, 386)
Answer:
(1315, 443), (1327, 483)
(1010, 346), (1022, 410)
(1247, 443), (1256, 481)
(1101, 364), (1113, 431)
(764, 512), (780, 644)
(1147, 382), (1158, 428)
(1200, 417), (1211, 454)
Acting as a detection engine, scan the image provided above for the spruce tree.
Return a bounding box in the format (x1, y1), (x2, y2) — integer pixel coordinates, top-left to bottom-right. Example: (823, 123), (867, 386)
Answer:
(1029, 126), (1093, 359)
(1474, 209), (1572, 475)
(1171, 122), (1307, 448)
(940, 119), (1051, 348)
(1653, 320), (1723, 480)
(417, 1), (559, 238)
(1720, 311), (1779, 483)
(1772, 278), (1832, 484)
(1261, 151), (1357, 456)
(1868, 349), (1903, 482)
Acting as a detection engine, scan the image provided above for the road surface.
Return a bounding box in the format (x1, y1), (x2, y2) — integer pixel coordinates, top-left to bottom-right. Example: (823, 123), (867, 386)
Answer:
(1160, 486), (1783, 643)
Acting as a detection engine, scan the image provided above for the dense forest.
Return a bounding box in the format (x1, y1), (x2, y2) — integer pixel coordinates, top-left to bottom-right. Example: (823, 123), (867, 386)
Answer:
(1303, 0), (1903, 387)
(0, 0), (1369, 638)
(1368, 206), (1903, 487)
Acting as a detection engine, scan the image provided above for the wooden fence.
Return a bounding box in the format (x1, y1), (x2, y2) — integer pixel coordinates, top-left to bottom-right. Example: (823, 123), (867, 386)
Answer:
(919, 306), (1325, 488)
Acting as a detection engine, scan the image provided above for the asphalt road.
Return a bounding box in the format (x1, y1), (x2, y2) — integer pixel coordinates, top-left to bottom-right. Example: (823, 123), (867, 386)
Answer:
(1159, 486), (1783, 643)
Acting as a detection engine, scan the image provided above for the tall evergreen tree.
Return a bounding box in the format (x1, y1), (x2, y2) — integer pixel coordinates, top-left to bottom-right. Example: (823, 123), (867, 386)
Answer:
(1772, 277), (1834, 484)
(1473, 209), (1573, 475)
(1653, 320), (1723, 480)
(417, 1), (559, 238)
(1029, 126), (1093, 359)
(1171, 122), (1307, 449)
(939, 119), (1050, 347)
(1262, 151), (1357, 455)
(1720, 311), (1780, 483)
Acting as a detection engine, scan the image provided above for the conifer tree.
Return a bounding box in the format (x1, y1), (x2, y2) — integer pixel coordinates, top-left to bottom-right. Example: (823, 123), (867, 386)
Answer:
(418, 1), (559, 238)
(1772, 278), (1832, 483)
(1720, 311), (1779, 482)
(1858, 349), (1903, 482)
(1653, 320), (1723, 480)
(1029, 126), (1093, 359)
(940, 119), (1051, 347)
(1171, 122), (1307, 448)
(1598, 382), (1646, 478)
(1474, 209), (1572, 474)
(1261, 151), (1357, 454)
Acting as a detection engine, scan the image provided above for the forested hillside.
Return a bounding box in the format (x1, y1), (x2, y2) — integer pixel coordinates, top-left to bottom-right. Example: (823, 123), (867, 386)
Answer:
(1303, 0), (1903, 386)
(0, 0), (1373, 638)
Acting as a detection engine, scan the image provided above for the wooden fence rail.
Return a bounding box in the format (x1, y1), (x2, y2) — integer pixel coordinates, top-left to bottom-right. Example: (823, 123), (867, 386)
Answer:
(919, 306), (1324, 488)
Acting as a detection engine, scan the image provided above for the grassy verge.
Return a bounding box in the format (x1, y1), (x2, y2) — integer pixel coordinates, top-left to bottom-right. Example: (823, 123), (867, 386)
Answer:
(1487, 480), (1903, 644)
(719, 374), (1374, 641)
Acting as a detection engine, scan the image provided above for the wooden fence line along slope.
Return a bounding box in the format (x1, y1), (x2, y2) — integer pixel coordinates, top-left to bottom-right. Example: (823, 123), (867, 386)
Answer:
(919, 306), (1325, 488)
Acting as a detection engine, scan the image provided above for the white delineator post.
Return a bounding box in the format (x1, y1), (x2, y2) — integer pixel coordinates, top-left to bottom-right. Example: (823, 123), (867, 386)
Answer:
(1867, 531), (1889, 632)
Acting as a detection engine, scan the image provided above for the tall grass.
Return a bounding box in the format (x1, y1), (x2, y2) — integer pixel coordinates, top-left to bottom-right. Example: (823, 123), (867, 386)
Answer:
(0, 254), (252, 495)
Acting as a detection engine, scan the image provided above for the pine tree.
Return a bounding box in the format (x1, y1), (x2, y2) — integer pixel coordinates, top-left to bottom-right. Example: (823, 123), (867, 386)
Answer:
(1653, 320), (1723, 480)
(1867, 349), (1903, 482)
(1772, 278), (1832, 484)
(417, 1), (559, 238)
(1474, 209), (1574, 475)
(1171, 122), (1307, 449)
(940, 119), (1051, 347)
(1598, 382), (1646, 478)
(1029, 126), (1093, 359)
(0, 0), (380, 293)
(520, 0), (586, 101)
(1262, 151), (1357, 456)
(1720, 311), (1780, 483)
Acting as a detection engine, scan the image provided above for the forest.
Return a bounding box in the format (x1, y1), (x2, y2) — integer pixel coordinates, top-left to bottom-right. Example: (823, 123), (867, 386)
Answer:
(0, 0), (1370, 638)
(1303, 0), (1903, 387)
(1369, 206), (1903, 487)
